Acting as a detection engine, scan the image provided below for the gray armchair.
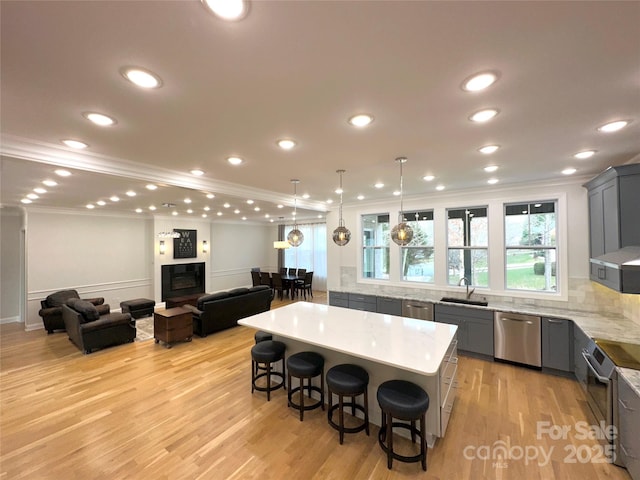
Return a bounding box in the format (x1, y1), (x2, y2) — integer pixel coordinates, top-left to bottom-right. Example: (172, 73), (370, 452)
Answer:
(62, 299), (135, 354)
(38, 289), (107, 334)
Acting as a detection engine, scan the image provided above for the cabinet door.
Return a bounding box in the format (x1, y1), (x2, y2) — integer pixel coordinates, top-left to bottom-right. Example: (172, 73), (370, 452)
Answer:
(465, 318), (494, 356)
(542, 318), (573, 371)
(328, 291), (349, 308)
(376, 296), (402, 316)
(588, 187), (605, 258)
(618, 376), (640, 479)
(573, 324), (589, 390)
(601, 180), (620, 254)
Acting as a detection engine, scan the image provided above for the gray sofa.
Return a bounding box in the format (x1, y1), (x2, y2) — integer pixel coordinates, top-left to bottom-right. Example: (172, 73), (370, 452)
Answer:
(185, 285), (272, 337)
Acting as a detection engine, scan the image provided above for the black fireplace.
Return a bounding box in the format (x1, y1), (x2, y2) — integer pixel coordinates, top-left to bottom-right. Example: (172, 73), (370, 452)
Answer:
(161, 262), (205, 301)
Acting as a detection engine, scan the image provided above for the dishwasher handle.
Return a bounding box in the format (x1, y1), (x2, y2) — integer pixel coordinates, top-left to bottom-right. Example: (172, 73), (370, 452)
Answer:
(499, 316), (535, 325)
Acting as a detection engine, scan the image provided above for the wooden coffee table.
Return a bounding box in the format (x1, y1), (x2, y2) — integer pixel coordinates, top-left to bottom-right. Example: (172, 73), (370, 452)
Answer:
(154, 307), (193, 348)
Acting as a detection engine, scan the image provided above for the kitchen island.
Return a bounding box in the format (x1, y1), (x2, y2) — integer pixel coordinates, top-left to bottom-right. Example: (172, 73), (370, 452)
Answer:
(238, 302), (458, 446)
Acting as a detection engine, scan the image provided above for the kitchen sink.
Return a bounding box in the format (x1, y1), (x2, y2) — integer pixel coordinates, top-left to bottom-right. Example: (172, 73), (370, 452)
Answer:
(440, 296), (489, 307)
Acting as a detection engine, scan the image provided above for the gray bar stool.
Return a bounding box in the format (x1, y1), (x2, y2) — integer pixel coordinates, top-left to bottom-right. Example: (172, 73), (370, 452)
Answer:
(286, 351), (325, 421)
(326, 363), (370, 444)
(251, 340), (286, 401)
(377, 379), (429, 471)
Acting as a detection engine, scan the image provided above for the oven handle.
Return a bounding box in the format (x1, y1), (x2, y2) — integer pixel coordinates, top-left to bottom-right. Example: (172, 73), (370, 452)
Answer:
(581, 351), (611, 384)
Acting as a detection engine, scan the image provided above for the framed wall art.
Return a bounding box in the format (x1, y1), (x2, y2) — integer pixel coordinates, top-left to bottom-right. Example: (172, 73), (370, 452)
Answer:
(173, 229), (197, 259)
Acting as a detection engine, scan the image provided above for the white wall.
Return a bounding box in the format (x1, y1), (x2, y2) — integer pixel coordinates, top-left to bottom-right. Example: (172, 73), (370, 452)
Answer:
(1, 207), (23, 323)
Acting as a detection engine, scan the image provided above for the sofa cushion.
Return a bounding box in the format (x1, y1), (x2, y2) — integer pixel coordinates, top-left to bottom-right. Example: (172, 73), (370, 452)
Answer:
(228, 287), (250, 297)
(249, 285), (271, 294)
(46, 289), (80, 307)
(197, 292), (229, 309)
(67, 299), (100, 323)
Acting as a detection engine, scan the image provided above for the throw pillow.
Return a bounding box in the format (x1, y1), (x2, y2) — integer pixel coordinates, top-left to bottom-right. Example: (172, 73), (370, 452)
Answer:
(47, 289), (79, 307)
(72, 300), (100, 323)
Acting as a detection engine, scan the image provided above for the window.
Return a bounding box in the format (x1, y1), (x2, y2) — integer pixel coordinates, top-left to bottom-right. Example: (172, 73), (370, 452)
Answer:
(283, 223), (328, 291)
(400, 210), (434, 282)
(504, 201), (557, 292)
(447, 207), (488, 286)
(362, 213), (389, 279)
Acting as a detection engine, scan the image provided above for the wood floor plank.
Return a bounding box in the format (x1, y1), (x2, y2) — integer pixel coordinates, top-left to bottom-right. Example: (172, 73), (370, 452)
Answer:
(0, 293), (631, 479)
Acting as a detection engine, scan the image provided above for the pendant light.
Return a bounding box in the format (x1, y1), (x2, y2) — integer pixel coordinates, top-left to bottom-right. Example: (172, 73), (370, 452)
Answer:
(332, 169), (351, 246)
(287, 179), (304, 247)
(390, 157), (414, 246)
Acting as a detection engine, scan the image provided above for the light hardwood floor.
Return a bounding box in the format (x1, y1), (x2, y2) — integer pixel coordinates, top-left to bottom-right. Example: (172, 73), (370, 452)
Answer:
(0, 293), (630, 479)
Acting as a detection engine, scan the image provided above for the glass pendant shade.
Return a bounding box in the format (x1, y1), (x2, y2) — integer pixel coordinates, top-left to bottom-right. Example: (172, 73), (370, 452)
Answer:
(332, 169), (351, 246)
(287, 228), (304, 247)
(391, 221), (413, 246)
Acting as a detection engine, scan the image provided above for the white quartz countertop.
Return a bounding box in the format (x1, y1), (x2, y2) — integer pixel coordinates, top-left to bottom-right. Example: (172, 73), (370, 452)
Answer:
(239, 302), (458, 376)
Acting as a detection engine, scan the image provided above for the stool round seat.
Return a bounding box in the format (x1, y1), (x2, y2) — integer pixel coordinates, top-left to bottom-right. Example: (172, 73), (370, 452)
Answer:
(254, 330), (273, 343)
(377, 380), (429, 471)
(251, 340), (286, 401)
(326, 364), (370, 444)
(287, 351), (325, 421)
(377, 380), (429, 420)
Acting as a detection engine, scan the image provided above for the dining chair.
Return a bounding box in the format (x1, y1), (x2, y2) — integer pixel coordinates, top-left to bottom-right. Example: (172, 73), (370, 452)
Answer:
(279, 267), (287, 275)
(260, 272), (272, 287)
(296, 272), (313, 300)
(288, 268), (296, 275)
(251, 270), (261, 287)
(271, 272), (286, 300)
(297, 268), (306, 277)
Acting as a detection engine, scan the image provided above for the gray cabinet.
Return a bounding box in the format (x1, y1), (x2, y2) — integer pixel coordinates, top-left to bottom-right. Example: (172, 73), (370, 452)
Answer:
(573, 324), (590, 390)
(348, 293), (377, 312)
(435, 304), (494, 356)
(618, 375), (640, 480)
(584, 164), (640, 292)
(376, 296), (402, 316)
(328, 291), (349, 308)
(541, 317), (573, 372)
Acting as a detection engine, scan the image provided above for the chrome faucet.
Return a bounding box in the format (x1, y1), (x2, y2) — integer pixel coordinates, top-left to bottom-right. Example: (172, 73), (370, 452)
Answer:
(458, 277), (475, 299)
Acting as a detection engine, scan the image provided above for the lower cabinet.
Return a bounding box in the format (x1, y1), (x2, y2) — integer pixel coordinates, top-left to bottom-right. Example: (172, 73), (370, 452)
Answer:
(376, 296), (402, 315)
(434, 304), (494, 356)
(328, 291), (349, 308)
(348, 293), (377, 312)
(541, 317), (573, 372)
(439, 337), (458, 436)
(618, 374), (640, 480)
(573, 324), (590, 390)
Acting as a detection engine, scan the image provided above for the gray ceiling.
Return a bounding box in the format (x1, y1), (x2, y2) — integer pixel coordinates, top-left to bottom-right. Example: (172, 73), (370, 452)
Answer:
(1, 1), (639, 222)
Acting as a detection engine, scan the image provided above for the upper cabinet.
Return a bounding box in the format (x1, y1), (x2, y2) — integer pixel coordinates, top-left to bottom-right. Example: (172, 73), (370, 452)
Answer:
(584, 164), (640, 293)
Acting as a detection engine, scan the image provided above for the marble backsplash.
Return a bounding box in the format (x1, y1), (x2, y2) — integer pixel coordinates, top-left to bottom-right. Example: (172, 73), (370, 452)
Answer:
(338, 266), (639, 326)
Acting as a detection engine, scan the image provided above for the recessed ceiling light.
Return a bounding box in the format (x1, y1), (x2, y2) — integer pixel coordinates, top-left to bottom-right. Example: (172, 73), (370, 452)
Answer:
(135, 208), (143, 213)
(357, 195), (364, 200)
(326, 199), (333, 204)
(265, 214), (270, 218)
(423, 175), (435, 182)
(202, 214), (207, 218)
(83, 112), (116, 126)
(562, 167), (577, 175)
(61, 139), (88, 149)
(487, 178), (499, 184)
(206, 193), (215, 199)
(149, 205), (156, 211)
(217, 211), (223, 216)
(270, 218), (274, 222)
(223, 203), (230, 208)
(42, 179), (57, 187)
(469, 109), (499, 123)
(204, 206), (210, 211)
(247, 199), (254, 204)
(302, 193), (310, 199)
(277, 139), (296, 150)
(478, 145), (500, 154)
(598, 120), (629, 133)
(110, 196), (120, 202)
(201, 0), (248, 20)
(436, 185), (446, 191)
(574, 150), (596, 159)
(184, 198), (192, 204)
(187, 209), (193, 214)
(86, 204), (95, 209)
(172, 211), (178, 216)
(27, 193), (39, 199)
(33, 188), (47, 194)
(462, 71), (499, 92)
(374, 182), (384, 189)
(227, 156), (243, 165)
(335, 187), (343, 194)
(126, 190), (136, 197)
(21, 198), (32, 204)
(393, 190), (400, 196)
(190, 169), (204, 176)
(234, 209), (240, 214)
(254, 207), (260, 212)
(97, 200), (106, 206)
(121, 67), (162, 89)
(146, 184), (158, 190)
(348, 114), (374, 128)
(484, 165), (499, 173)
(317, 214), (323, 219)
(242, 216), (247, 220)
(55, 169), (71, 177)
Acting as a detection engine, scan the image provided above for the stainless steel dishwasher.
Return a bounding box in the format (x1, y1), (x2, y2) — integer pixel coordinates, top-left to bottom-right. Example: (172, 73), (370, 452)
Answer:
(494, 312), (542, 367)
(401, 299), (434, 321)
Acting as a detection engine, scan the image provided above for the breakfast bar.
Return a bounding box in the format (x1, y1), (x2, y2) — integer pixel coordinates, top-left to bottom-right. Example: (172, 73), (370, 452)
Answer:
(239, 302), (458, 446)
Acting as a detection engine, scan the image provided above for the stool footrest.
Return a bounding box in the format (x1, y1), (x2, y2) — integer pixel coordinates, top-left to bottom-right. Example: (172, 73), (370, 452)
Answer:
(328, 403), (368, 434)
(378, 422), (425, 464)
(252, 370), (285, 393)
(288, 385), (324, 411)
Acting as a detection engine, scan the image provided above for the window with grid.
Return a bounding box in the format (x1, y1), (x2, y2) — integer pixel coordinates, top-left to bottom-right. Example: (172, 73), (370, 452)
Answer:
(400, 210), (434, 283)
(362, 213), (389, 279)
(504, 201), (557, 292)
(447, 207), (488, 287)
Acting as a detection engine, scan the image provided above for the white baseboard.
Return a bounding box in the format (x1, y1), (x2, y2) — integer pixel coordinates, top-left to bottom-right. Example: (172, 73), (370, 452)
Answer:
(0, 316), (21, 324)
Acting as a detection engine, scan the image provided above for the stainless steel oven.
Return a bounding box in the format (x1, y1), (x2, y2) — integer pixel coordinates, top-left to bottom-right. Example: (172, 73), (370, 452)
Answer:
(582, 340), (615, 428)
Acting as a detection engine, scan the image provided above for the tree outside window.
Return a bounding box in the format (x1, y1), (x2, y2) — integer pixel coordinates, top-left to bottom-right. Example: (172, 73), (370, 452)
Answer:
(400, 210), (434, 282)
(362, 213), (389, 279)
(505, 201), (557, 292)
(447, 207), (488, 286)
